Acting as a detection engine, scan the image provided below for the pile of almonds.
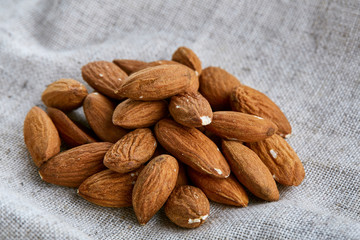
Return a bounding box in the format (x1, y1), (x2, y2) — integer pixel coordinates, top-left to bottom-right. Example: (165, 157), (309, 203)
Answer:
(23, 47), (305, 228)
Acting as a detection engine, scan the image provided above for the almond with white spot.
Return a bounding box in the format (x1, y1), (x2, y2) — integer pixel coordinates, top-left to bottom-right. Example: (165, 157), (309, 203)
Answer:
(246, 134), (305, 186)
(155, 119), (230, 178)
(132, 154), (179, 225)
(165, 185), (209, 228)
(103, 128), (157, 174)
(169, 92), (213, 128)
(81, 61), (127, 100)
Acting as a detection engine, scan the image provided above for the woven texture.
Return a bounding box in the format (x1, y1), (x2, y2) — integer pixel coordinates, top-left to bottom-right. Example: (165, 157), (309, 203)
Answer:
(0, 0), (359, 239)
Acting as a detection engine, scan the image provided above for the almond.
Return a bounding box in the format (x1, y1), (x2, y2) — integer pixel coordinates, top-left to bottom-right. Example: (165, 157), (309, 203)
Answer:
(113, 59), (147, 75)
(24, 106), (61, 167)
(222, 140), (279, 201)
(165, 185), (209, 228)
(176, 162), (189, 186)
(172, 46), (202, 75)
(47, 107), (97, 147)
(132, 154), (179, 225)
(81, 61), (127, 99)
(205, 111), (278, 142)
(230, 85), (291, 137)
(118, 64), (195, 100)
(83, 92), (128, 143)
(169, 92), (213, 128)
(39, 142), (112, 187)
(78, 167), (143, 207)
(103, 128), (157, 174)
(246, 134), (305, 186)
(41, 79), (88, 112)
(187, 167), (248, 207)
(112, 99), (168, 129)
(155, 119), (230, 178)
(199, 67), (241, 110)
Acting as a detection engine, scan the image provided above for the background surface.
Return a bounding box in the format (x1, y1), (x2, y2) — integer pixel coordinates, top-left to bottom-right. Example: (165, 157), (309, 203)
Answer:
(0, 0), (359, 239)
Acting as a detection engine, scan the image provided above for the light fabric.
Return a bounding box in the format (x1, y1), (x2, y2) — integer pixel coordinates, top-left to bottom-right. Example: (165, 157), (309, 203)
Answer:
(0, 0), (359, 239)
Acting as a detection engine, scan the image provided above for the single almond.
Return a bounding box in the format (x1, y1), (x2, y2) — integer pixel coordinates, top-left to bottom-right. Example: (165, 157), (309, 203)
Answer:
(41, 79), (88, 112)
(113, 59), (147, 75)
(132, 154), (179, 225)
(205, 111), (278, 142)
(165, 185), (209, 229)
(112, 99), (168, 129)
(199, 67), (241, 110)
(172, 46), (202, 75)
(246, 134), (305, 186)
(176, 162), (189, 186)
(24, 106), (61, 167)
(81, 61), (127, 99)
(118, 64), (195, 100)
(39, 142), (112, 187)
(230, 85), (291, 137)
(47, 107), (97, 147)
(103, 128), (157, 174)
(187, 167), (248, 207)
(155, 119), (230, 178)
(222, 140), (279, 201)
(83, 92), (128, 143)
(78, 167), (143, 207)
(169, 92), (213, 128)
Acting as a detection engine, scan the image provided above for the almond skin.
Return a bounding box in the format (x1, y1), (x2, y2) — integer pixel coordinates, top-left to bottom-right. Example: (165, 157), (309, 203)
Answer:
(47, 107), (97, 147)
(246, 134), (305, 186)
(222, 140), (279, 201)
(169, 92), (213, 128)
(41, 79), (88, 112)
(176, 162), (189, 186)
(230, 85), (291, 137)
(112, 99), (168, 129)
(155, 119), (230, 178)
(118, 64), (195, 100)
(132, 154), (179, 225)
(78, 167), (143, 207)
(187, 167), (248, 207)
(81, 61), (127, 99)
(39, 142), (112, 187)
(83, 92), (128, 143)
(113, 59), (147, 75)
(199, 67), (241, 110)
(165, 185), (209, 229)
(24, 106), (61, 167)
(172, 46), (202, 75)
(103, 128), (157, 174)
(205, 111), (278, 142)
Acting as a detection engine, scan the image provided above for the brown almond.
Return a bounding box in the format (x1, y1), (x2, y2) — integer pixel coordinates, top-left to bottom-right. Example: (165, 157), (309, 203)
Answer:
(165, 185), (209, 229)
(222, 140), (279, 201)
(132, 154), (179, 225)
(112, 99), (168, 129)
(118, 64), (195, 100)
(205, 111), (278, 142)
(83, 92), (128, 143)
(187, 167), (248, 207)
(78, 167), (143, 207)
(199, 67), (241, 110)
(169, 92), (213, 128)
(39, 142), (112, 187)
(230, 85), (291, 137)
(176, 162), (189, 186)
(113, 59), (147, 75)
(247, 134), (305, 186)
(155, 119), (230, 178)
(41, 79), (88, 112)
(172, 46), (202, 75)
(81, 61), (127, 99)
(24, 106), (61, 167)
(47, 107), (97, 147)
(103, 128), (157, 174)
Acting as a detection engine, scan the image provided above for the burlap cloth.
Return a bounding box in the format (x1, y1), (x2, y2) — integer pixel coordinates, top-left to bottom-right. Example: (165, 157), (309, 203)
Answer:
(0, 0), (359, 239)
